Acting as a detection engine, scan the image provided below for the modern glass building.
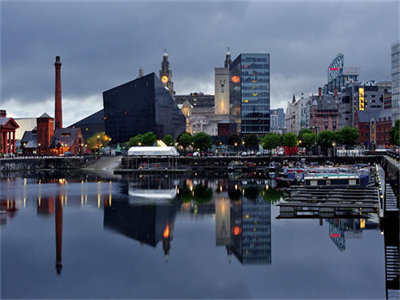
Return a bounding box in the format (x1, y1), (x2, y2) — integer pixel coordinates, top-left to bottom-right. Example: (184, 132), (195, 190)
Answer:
(229, 53), (270, 134)
(103, 73), (185, 143)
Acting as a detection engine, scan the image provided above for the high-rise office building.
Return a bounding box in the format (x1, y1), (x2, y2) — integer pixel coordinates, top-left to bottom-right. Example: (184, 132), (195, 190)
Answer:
(230, 53), (270, 134)
(392, 41), (400, 124)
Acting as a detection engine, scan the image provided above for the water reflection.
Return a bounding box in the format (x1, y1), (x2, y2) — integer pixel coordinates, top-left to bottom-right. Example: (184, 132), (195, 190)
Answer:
(328, 218), (379, 251)
(0, 174), (394, 298)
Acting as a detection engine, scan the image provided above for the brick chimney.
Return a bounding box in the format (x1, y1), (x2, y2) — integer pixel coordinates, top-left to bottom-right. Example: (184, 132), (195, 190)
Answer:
(318, 87), (322, 97)
(54, 56), (62, 130)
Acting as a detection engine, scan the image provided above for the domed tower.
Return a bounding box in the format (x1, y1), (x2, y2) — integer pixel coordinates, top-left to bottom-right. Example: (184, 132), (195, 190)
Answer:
(159, 49), (175, 96)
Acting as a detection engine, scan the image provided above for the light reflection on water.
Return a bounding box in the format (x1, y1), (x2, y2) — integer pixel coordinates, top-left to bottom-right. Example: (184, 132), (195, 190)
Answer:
(0, 175), (389, 299)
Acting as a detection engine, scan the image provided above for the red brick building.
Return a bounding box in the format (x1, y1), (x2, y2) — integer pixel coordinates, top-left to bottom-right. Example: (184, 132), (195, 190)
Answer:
(37, 113), (54, 155)
(356, 110), (392, 148)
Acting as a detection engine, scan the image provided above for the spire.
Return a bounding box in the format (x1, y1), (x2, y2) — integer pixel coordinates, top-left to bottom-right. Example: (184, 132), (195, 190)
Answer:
(138, 66), (144, 78)
(292, 94), (296, 103)
(163, 48), (168, 57)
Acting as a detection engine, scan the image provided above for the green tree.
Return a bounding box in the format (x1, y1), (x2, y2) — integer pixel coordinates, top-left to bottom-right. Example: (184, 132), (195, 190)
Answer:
(193, 184), (213, 203)
(141, 131), (157, 146)
(243, 134), (259, 149)
(260, 133), (281, 153)
(177, 132), (193, 149)
(178, 184), (193, 203)
(389, 119), (400, 146)
(336, 126), (359, 149)
(128, 134), (143, 147)
(86, 132), (111, 153)
(163, 134), (174, 146)
(302, 132), (316, 151)
(260, 188), (282, 204)
(298, 128), (313, 140)
(283, 132), (298, 147)
(317, 130), (335, 154)
(228, 134), (242, 147)
(193, 132), (213, 152)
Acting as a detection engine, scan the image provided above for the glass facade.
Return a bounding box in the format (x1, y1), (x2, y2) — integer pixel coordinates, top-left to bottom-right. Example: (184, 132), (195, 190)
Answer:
(103, 73), (185, 143)
(230, 53), (270, 134)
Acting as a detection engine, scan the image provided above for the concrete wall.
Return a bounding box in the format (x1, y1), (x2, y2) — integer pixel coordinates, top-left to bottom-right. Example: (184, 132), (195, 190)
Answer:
(0, 156), (98, 172)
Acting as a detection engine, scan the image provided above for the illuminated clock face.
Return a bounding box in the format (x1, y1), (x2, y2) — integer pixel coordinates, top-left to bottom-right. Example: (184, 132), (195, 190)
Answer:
(161, 75), (169, 84)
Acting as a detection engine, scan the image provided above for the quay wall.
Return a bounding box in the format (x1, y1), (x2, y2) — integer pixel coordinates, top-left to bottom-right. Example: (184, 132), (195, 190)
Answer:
(0, 156), (98, 172)
(121, 155), (382, 170)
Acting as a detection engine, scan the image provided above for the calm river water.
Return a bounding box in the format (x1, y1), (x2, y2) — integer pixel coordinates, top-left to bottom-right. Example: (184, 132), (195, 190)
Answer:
(1, 173), (387, 299)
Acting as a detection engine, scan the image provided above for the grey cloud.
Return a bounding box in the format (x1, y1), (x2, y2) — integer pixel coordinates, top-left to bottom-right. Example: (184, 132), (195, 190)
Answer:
(1, 1), (398, 123)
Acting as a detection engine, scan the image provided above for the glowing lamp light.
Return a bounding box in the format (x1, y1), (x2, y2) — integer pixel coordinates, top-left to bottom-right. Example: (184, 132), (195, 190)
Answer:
(233, 226), (242, 236)
(231, 75), (240, 83)
(163, 224), (170, 238)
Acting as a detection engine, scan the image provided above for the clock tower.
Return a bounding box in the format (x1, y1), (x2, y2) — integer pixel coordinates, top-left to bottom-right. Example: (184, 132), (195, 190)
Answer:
(159, 49), (175, 96)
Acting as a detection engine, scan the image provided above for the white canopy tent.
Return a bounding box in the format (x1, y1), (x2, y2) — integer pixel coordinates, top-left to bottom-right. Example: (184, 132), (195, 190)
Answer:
(127, 146), (179, 157)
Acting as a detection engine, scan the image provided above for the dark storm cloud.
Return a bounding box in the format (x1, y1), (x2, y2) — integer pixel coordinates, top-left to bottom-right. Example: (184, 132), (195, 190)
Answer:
(1, 0), (399, 124)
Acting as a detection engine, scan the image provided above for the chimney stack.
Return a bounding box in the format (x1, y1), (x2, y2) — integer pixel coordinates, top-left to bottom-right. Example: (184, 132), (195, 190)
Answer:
(318, 87), (322, 97)
(334, 87), (338, 98)
(54, 56), (62, 130)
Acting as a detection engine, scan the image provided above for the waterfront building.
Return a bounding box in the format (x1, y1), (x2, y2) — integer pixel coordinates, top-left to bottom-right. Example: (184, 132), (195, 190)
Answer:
(103, 72), (185, 143)
(50, 128), (85, 155)
(285, 95), (298, 134)
(270, 108), (285, 133)
(230, 53), (270, 135)
(20, 128), (37, 155)
(159, 49), (175, 96)
(392, 41), (400, 124)
(214, 49), (231, 115)
(0, 110), (19, 154)
(310, 91), (339, 133)
(323, 53), (360, 95)
(36, 113), (54, 155)
(174, 92), (231, 136)
(69, 109), (105, 140)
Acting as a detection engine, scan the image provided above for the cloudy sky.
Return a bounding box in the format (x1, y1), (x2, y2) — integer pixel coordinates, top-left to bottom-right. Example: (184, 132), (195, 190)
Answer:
(1, 0), (399, 126)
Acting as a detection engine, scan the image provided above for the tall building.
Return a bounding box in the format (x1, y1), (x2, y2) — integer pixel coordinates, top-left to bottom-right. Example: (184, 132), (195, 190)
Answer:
(230, 53), (270, 134)
(36, 113), (54, 155)
(392, 41), (400, 124)
(103, 72), (185, 143)
(214, 49), (231, 115)
(159, 49), (175, 96)
(324, 53), (360, 95)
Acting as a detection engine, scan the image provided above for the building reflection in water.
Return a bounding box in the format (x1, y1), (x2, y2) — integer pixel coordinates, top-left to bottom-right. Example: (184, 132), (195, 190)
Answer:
(0, 199), (18, 225)
(216, 182), (272, 265)
(104, 179), (180, 257)
(55, 194), (63, 275)
(328, 218), (379, 251)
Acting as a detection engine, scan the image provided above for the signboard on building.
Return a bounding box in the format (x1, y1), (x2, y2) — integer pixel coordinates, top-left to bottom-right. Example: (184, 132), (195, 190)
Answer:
(359, 88), (365, 111)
